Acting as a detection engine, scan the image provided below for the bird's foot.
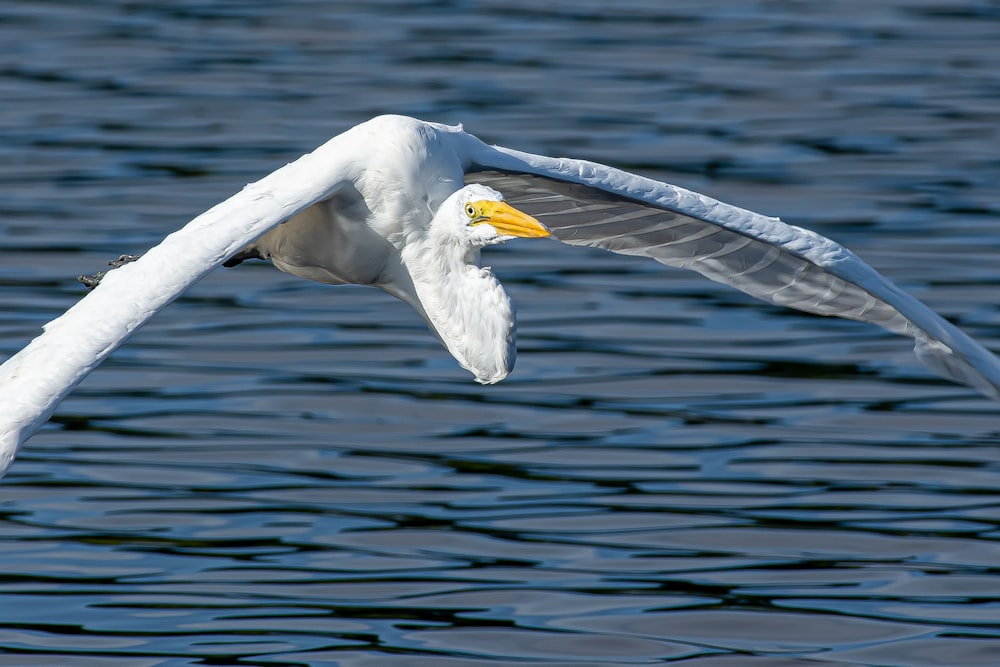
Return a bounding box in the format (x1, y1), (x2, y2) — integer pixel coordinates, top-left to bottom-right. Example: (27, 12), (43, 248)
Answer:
(109, 253), (142, 268)
(77, 254), (142, 290)
(77, 272), (105, 290)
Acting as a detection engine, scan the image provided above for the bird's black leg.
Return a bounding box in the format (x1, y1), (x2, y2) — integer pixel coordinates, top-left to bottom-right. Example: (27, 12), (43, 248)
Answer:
(77, 254), (142, 290)
(78, 247), (262, 291)
(223, 248), (264, 268)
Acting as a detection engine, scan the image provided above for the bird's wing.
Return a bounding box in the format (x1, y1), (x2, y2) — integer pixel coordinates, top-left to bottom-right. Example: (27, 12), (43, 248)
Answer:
(458, 134), (1000, 400)
(0, 133), (361, 473)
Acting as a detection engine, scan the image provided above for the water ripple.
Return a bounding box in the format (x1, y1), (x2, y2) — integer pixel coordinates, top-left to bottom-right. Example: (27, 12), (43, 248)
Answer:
(2, 0), (1000, 665)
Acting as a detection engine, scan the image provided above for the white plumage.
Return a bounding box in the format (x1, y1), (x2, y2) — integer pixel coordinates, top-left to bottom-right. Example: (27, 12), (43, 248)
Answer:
(1, 115), (998, 475)
(247, 181), (547, 383)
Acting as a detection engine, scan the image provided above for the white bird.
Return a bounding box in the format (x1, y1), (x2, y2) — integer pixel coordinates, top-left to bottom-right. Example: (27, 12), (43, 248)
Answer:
(1, 114), (998, 475)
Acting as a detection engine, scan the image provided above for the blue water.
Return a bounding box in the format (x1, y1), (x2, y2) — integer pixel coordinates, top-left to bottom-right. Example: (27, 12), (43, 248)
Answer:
(1, 1), (999, 665)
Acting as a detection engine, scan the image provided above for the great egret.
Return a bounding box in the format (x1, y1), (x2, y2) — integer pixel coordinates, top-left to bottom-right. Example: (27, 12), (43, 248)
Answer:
(1, 114), (998, 475)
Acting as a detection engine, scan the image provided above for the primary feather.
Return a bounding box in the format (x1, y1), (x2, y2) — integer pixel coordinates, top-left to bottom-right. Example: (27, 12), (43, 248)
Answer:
(1, 114), (998, 476)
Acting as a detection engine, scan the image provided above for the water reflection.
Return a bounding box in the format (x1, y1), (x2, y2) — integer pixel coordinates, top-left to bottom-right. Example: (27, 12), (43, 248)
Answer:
(2, 0), (1000, 665)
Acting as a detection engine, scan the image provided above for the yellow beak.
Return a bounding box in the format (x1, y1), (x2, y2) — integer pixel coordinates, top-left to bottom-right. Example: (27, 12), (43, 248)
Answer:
(473, 200), (550, 238)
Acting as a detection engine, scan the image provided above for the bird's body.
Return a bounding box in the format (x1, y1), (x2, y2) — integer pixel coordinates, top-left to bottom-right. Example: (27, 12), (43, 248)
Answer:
(242, 155), (549, 383)
(1, 114), (999, 474)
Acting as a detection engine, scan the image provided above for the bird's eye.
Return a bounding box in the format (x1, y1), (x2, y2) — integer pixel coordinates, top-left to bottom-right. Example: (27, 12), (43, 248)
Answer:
(465, 204), (477, 219)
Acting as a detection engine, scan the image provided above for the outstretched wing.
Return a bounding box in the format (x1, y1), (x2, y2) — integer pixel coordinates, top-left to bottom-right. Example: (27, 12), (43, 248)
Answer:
(0, 131), (361, 472)
(457, 133), (1000, 400)
(2, 115), (998, 478)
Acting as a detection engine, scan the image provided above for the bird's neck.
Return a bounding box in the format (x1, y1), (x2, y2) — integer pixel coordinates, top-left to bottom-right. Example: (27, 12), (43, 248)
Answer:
(399, 241), (516, 384)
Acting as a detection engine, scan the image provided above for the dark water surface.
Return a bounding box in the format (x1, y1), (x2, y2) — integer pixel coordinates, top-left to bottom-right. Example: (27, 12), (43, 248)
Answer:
(2, 1), (1000, 665)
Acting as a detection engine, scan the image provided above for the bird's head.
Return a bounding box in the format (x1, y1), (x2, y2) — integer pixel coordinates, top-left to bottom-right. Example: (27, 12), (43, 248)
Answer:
(437, 184), (550, 248)
(405, 184), (549, 384)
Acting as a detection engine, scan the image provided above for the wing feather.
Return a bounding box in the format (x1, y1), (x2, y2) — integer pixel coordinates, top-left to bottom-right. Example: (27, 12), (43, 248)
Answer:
(457, 136), (1000, 399)
(2, 115), (998, 478)
(0, 132), (359, 470)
